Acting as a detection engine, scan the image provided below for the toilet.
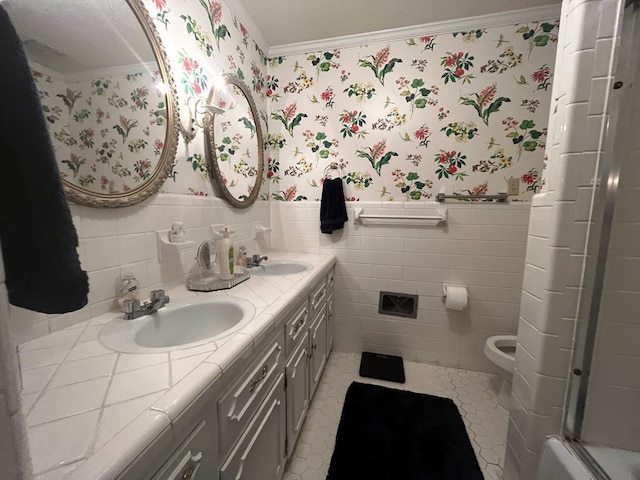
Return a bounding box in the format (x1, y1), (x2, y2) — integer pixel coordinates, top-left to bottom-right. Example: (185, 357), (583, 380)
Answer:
(484, 335), (517, 409)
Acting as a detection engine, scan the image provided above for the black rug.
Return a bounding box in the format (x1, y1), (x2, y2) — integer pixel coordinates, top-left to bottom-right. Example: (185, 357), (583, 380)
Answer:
(359, 351), (405, 383)
(327, 382), (483, 480)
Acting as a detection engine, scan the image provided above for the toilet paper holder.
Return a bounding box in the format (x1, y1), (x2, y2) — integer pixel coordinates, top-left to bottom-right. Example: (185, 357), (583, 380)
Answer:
(441, 284), (469, 311)
(442, 284), (465, 298)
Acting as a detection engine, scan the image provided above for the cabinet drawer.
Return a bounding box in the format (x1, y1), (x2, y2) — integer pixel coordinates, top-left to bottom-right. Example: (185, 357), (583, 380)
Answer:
(152, 420), (214, 480)
(218, 332), (285, 457)
(284, 300), (309, 356)
(309, 278), (327, 320)
(327, 267), (335, 293)
(220, 374), (286, 480)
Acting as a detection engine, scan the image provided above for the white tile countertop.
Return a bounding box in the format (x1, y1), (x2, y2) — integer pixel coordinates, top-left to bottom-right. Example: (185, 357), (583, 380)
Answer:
(18, 252), (336, 480)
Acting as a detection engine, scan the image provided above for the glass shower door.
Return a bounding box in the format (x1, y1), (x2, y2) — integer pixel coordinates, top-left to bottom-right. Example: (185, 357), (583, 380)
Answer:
(564, 1), (640, 478)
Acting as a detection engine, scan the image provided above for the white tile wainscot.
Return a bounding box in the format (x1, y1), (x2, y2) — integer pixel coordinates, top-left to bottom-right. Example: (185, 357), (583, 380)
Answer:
(271, 200), (531, 373)
(17, 253), (335, 479)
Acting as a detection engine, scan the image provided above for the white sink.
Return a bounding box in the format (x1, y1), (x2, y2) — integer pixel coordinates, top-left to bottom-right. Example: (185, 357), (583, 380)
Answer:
(99, 296), (255, 353)
(253, 261), (311, 276)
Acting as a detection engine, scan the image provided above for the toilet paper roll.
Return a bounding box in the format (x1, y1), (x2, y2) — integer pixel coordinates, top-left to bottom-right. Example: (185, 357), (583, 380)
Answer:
(444, 285), (468, 311)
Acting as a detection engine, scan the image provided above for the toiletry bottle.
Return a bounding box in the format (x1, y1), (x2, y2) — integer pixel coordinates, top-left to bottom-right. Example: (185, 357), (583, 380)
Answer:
(218, 227), (235, 280)
(236, 246), (247, 274)
(117, 272), (139, 311)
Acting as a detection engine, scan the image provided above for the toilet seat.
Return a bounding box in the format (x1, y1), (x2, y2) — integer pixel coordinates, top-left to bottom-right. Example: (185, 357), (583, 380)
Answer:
(484, 335), (516, 373)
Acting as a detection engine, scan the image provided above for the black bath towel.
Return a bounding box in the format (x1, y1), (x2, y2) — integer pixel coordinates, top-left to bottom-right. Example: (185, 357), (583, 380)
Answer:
(0, 6), (88, 314)
(320, 178), (348, 234)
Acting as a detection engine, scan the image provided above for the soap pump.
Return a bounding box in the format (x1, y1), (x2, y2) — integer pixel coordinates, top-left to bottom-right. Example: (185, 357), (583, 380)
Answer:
(218, 227), (235, 280)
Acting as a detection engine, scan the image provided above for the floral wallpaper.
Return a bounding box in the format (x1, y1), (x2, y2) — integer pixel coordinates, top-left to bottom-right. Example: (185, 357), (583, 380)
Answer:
(33, 0), (558, 201)
(265, 22), (558, 201)
(142, 0), (269, 197)
(33, 66), (166, 194)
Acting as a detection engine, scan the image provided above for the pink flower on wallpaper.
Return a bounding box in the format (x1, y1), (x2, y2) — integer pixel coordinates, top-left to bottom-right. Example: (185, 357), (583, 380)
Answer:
(182, 57), (199, 73)
(152, 0), (167, 10)
(521, 171), (539, 184)
(321, 89), (334, 103)
(210, 2), (223, 23)
(373, 46), (391, 67)
(478, 84), (497, 107)
(283, 104), (298, 122)
(470, 183), (489, 196)
(370, 140), (387, 160)
(531, 68), (550, 83)
(414, 127), (430, 140)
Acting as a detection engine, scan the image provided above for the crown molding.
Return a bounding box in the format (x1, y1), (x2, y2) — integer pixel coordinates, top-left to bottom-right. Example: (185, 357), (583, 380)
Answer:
(268, 4), (561, 58)
(224, 0), (270, 57)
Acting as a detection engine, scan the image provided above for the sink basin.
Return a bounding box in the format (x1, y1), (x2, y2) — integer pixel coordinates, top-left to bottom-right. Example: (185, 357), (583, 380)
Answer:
(253, 261), (311, 276)
(99, 296), (255, 353)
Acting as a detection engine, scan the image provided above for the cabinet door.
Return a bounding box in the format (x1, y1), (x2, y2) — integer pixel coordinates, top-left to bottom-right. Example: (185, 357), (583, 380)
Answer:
(284, 300), (309, 356)
(218, 336), (284, 457)
(285, 331), (309, 456)
(152, 420), (216, 480)
(220, 375), (287, 480)
(308, 309), (328, 399)
(326, 292), (334, 354)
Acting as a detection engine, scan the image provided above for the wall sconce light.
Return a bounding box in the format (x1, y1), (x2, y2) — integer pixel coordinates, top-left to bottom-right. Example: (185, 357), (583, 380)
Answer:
(179, 96), (225, 142)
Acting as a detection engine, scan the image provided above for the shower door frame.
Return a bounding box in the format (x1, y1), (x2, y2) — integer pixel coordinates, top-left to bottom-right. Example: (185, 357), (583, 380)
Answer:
(563, 0), (638, 473)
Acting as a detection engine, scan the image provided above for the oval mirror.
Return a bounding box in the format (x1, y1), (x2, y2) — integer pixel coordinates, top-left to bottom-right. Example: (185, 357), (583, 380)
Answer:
(4, 0), (179, 208)
(205, 74), (264, 208)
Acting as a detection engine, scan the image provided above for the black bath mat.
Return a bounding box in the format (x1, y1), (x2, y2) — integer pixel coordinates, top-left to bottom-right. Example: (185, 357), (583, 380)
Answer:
(359, 351), (405, 383)
(327, 382), (483, 480)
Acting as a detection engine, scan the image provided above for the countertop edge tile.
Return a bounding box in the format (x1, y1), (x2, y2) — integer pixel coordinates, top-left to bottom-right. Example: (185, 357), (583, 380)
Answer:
(66, 410), (172, 480)
(151, 363), (223, 421)
(21, 252), (336, 478)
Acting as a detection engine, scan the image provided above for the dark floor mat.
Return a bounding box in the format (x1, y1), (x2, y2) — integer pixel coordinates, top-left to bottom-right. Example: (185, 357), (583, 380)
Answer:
(327, 382), (483, 480)
(359, 351), (405, 383)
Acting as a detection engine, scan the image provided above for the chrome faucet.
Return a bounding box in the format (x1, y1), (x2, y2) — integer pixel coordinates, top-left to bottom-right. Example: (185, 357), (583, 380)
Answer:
(123, 289), (170, 320)
(246, 254), (268, 268)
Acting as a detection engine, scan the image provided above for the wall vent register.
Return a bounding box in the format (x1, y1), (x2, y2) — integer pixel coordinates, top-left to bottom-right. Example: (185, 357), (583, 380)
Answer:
(378, 292), (418, 319)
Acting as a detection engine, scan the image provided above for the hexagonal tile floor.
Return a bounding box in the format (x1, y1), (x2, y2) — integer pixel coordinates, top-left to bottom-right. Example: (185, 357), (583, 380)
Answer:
(284, 352), (508, 480)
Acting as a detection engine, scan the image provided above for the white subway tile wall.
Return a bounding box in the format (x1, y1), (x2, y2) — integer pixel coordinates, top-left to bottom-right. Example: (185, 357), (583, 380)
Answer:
(271, 201), (530, 373)
(581, 1), (640, 451)
(8, 195), (270, 345)
(503, 1), (623, 479)
(0, 250), (32, 477)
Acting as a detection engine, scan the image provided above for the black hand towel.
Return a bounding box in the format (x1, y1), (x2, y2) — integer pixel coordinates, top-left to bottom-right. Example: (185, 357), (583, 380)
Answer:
(320, 177), (348, 234)
(0, 6), (88, 314)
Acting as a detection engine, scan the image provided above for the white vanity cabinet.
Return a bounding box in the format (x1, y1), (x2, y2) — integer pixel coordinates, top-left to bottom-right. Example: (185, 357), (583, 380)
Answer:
(217, 330), (286, 480)
(151, 420), (215, 480)
(309, 306), (328, 398)
(283, 267), (335, 457)
(220, 374), (287, 480)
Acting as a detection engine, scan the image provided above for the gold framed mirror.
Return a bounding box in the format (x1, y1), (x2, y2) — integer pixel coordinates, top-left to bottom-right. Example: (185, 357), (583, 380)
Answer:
(5, 0), (179, 208)
(205, 74), (264, 208)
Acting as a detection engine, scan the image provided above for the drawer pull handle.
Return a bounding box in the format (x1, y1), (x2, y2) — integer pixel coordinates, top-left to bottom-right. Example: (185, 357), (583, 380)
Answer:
(249, 364), (269, 392)
(292, 316), (306, 333)
(312, 343), (317, 351)
(182, 465), (196, 480)
(313, 288), (326, 307)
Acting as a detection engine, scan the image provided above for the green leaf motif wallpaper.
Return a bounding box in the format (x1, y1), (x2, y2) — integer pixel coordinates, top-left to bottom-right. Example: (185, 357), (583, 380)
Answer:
(265, 22), (558, 202)
(33, 68), (166, 194)
(35, 0), (558, 201)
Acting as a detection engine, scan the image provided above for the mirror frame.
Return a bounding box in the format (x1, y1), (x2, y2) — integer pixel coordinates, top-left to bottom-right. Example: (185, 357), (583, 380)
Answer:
(205, 74), (264, 209)
(61, 0), (179, 208)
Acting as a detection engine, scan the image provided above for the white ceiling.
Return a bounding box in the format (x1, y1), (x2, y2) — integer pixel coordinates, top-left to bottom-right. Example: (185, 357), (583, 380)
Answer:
(234, 0), (562, 49)
(4, 0), (154, 74)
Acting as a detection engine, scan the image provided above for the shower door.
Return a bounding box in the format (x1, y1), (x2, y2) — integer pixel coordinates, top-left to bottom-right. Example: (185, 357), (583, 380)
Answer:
(563, 0), (640, 478)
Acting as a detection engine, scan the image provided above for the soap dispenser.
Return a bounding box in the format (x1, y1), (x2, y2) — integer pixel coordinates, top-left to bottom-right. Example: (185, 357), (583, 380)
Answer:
(218, 227), (235, 280)
(117, 272), (139, 312)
